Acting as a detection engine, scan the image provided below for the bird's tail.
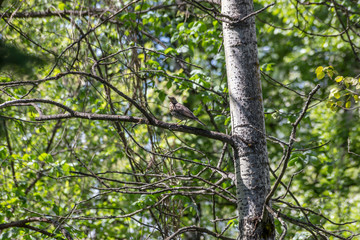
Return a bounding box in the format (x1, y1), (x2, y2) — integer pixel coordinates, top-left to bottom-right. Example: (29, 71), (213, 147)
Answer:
(195, 118), (205, 126)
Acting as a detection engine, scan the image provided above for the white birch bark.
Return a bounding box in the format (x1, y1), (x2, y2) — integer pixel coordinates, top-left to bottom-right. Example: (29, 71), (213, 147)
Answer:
(222, 0), (275, 239)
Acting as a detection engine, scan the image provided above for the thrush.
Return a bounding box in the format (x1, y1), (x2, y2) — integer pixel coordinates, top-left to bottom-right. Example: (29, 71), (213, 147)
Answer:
(168, 96), (205, 126)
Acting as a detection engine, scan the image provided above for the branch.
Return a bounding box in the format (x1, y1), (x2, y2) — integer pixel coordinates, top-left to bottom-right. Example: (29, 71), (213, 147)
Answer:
(274, 199), (359, 226)
(1, 8), (111, 18)
(93, 186), (235, 203)
(332, 0), (360, 62)
(24, 195), (170, 221)
(268, 206), (353, 239)
(220, 3), (275, 23)
(235, 3), (275, 23)
(275, 169), (303, 200)
(0, 217), (53, 230)
(264, 85), (320, 205)
(0, 99), (75, 115)
(293, 140), (330, 152)
(45, 0), (140, 77)
(265, 205), (287, 240)
(165, 225), (235, 240)
(71, 171), (235, 199)
(261, 71), (322, 101)
(0, 217), (73, 239)
(198, 0), (220, 4)
(348, 138), (360, 157)
(2, 17), (55, 56)
(0, 71), (155, 122)
(0, 101), (233, 144)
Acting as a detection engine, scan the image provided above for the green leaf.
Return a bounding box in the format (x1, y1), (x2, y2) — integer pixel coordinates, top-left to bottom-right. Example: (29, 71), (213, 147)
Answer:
(335, 76), (343, 82)
(201, 78), (211, 88)
(336, 101), (343, 106)
(166, 80), (172, 89)
(224, 117), (231, 126)
(261, 63), (274, 72)
(138, 53), (145, 60)
(164, 47), (176, 55)
(345, 101), (351, 108)
(38, 153), (53, 163)
(315, 66), (325, 79)
(62, 163), (70, 175)
(315, 66), (323, 74)
(58, 2), (66, 10)
(327, 70), (333, 78)
(317, 71), (325, 80)
(214, 115), (225, 123)
(326, 101), (333, 108)
(52, 204), (60, 215)
(159, 91), (166, 102)
(146, 59), (159, 67)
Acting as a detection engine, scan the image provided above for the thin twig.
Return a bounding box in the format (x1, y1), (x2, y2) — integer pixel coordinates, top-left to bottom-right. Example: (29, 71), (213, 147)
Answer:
(264, 85), (320, 206)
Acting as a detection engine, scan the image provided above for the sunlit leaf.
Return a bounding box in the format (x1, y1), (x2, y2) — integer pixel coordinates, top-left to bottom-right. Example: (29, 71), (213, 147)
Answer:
(335, 76), (343, 82)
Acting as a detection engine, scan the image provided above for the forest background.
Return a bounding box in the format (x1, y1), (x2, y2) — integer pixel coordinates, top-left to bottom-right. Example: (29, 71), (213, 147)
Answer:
(0, 0), (359, 239)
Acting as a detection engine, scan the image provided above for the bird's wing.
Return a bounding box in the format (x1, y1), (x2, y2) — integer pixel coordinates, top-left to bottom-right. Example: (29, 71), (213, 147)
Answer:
(175, 104), (196, 119)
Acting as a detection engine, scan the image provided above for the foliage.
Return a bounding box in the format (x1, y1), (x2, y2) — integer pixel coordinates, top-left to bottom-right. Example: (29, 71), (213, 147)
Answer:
(0, 0), (359, 239)
(315, 66), (359, 110)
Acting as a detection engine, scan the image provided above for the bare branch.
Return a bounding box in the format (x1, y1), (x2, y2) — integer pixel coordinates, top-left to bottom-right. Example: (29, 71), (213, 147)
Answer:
(0, 100), (233, 145)
(266, 205), (287, 240)
(265, 85), (320, 205)
(0, 98), (75, 115)
(348, 138), (360, 157)
(0, 71), (155, 122)
(235, 3), (275, 23)
(0, 217), (72, 239)
(274, 199), (359, 226)
(268, 206), (354, 239)
(165, 225), (235, 240)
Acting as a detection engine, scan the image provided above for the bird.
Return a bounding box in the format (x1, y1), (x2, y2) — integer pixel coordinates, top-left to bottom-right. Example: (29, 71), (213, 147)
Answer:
(168, 96), (205, 126)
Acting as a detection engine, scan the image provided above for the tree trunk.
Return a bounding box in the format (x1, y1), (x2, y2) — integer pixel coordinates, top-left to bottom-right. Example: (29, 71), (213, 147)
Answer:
(222, 0), (275, 239)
